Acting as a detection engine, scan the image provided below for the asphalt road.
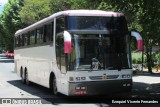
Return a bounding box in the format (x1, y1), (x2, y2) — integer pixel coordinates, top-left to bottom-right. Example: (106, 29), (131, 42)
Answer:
(0, 54), (160, 107)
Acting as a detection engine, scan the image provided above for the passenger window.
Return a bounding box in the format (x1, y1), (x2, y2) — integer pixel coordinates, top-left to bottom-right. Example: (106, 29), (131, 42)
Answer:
(30, 30), (36, 45)
(45, 23), (53, 42)
(27, 32), (30, 45)
(19, 35), (24, 47)
(37, 27), (44, 44)
(14, 36), (19, 48)
(24, 34), (28, 46)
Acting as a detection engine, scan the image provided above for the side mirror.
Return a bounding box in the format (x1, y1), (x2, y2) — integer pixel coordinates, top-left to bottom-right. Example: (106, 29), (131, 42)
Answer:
(63, 31), (72, 54)
(131, 31), (143, 51)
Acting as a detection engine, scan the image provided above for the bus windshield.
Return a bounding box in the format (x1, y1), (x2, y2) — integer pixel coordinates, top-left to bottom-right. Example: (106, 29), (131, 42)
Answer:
(68, 34), (131, 71)
(67, 16), (128, 32)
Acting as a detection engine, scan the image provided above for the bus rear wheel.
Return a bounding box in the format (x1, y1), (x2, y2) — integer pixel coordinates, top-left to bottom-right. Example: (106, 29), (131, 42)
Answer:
(21, 68), (25, 84)
(25, 70), (30, 86)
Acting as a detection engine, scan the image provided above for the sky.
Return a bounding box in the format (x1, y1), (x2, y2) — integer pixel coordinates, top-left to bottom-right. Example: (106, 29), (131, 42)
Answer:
(0, 0), (8, 13)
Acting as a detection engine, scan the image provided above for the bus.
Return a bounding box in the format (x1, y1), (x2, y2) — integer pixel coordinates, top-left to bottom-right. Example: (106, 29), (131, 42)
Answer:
(14, 10), (143, 96)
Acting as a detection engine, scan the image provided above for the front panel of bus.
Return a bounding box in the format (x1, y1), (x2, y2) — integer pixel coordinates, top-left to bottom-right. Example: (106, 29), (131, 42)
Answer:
(56, 15), (132, 95)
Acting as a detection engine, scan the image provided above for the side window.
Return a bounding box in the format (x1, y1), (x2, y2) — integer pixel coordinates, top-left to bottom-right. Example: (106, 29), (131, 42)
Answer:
(30, 30), (36, 45)
(19, 35), (23, 47)
(37, 27), (44, 44)
(56, 17), (65, 34)
(45, 22), (54, 42)
(15, 33), (30, 47)
(51, 22), (54, 41)
(22, 35), (25, 46)
(18, 36), (20, 47)
(24, 34), (28, 46)
(27, 32), (30, 45)
(14, 36), (19, 48)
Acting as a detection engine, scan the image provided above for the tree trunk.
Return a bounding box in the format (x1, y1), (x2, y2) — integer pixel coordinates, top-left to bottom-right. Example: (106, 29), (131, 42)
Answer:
(146, 39), (153, 74)
(146, 52), (152, 73)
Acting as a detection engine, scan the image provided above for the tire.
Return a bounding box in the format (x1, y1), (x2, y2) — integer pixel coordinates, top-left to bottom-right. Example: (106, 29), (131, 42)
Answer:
(52, 77), (58, 95)
(21, 68), (26, 84)
(25, 70), (30, 86)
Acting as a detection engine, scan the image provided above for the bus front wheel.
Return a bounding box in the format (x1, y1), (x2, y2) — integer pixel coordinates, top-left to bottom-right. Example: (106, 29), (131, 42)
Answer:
(52, 77), (58, 95)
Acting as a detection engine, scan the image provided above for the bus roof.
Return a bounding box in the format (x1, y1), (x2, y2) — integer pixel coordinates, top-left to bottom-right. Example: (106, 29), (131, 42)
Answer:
(63, 10), (123, 16)
(15, 10), (124, 36)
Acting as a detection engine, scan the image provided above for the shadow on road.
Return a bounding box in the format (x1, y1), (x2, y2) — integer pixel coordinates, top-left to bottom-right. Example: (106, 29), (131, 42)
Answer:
(5, 63), (160, 106)
(6, 79), (160, 105)
(6, 79), (160, 107)
(7, 80), (133, 104)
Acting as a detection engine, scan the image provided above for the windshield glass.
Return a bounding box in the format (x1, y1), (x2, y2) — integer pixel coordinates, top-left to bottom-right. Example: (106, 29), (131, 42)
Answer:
(67, 16), (128, 31)
(68, 34), (131, 71)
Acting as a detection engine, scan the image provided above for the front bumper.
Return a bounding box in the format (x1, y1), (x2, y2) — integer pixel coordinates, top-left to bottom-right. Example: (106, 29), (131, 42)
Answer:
(69, 79), (132, 96)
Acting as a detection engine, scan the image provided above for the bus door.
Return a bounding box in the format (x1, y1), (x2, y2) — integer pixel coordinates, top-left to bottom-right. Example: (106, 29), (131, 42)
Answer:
(56, 34), (68, 92)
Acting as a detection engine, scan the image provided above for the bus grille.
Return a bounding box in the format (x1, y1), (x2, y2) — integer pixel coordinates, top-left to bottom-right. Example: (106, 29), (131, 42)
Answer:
(89, 75), (119, 80)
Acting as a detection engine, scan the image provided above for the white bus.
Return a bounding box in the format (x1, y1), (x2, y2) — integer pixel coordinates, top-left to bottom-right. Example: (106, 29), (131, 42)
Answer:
(14, 10), (143, 96)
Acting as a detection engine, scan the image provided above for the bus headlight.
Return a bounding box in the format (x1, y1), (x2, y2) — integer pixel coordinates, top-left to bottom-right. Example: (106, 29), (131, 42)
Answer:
(76, 77), (80, 81)
(122, 75), (126, 78)
(69, 77), (86, 82)
(81, 77), (86, 80)
(122, 74), (131, 78)
(76, 77), (86, 81)
(127, 74), (131, 78)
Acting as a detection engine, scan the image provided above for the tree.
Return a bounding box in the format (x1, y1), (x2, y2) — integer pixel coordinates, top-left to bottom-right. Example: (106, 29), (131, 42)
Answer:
(138, 0), (160, 73)
(49, 0), (71, 13)
(19, 0), (52, 25)
(69, 0), (101, 9)
(0, 0), (24, 51)
(19, 0), (102, 25)
(0, 23), (5, 48)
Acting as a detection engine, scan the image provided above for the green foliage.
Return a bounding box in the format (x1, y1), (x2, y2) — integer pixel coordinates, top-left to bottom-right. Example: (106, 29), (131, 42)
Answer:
(132, 52), (143, 64)
(0, 0), (23, 51)
(19, 0), (102, 25)
(19, 0), (51, 25)
(69, 0), (101, 9)
(97, 1), (114, 11)
(132, 58), (136, 64)
(49, 0), (71, 12)
(0, 24), (5, 48)
(139, 0), (160, 72)
(153, 52), (160, 62)
(0, 0), (160, 73)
